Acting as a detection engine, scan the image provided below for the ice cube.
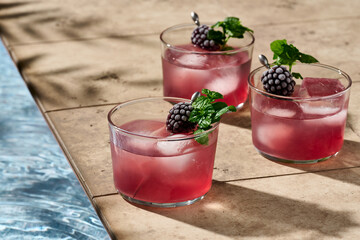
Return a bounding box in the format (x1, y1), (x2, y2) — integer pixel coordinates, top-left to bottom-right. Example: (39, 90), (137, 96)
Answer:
(256, 123), (294, 150)
(166, 67), (210, 97)
(300, 78), (345, 97)
(156, 134), (197, 157)
(115, 120), (167, 156)
(175, 53), (208, 68)
(158, 152), (197, 173)
(321, 109), (347, 126)
(204, 71), (239, 95)
(265, 108), (297, 118)
(300, 104), (340, 115)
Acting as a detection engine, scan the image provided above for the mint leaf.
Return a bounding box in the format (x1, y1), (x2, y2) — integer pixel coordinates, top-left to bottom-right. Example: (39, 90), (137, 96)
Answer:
(190, 89), (236, 145)
(211, 102), (227, 111)
(194, 129), (209, 145)
(191, 95), (212, 109)
(270, 39), (319, 73)
(202, 89), (223, 100)
(270, 39), (287, 56)
(298, 53), (319, 63)
(207, 29), (224, 45)
(292, 72), (303, 79)
(198, 115), (213, 129)
(213, 106), (234, 122)
(208, 16), (252, 50)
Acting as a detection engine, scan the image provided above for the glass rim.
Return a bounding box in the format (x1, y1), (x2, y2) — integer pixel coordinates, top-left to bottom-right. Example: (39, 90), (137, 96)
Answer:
(107, 96), (220, 141)
(160, 23), (255, 55)
(248, 62), (352, 101)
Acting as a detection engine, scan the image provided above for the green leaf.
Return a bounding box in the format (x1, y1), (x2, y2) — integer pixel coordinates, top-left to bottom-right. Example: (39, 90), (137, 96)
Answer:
(270, 39), (287, 56)
(298, 53), (319, 63)
(194, 129), (209, 145)
(211, 102), (228, 111)
(188, 109), (202, 123)
(292, 72), (303, 79)
(207, 29), (224, 45)
(221, 46), (234, 51)
(269, 39), (318, 76)
(192, 96), (212, 109)
(198, 115), (213, 129)
(214, 106), (233, 121)
(209, 16), (253, 50)
(228, 105), (236, 112)
(188, 89), (236, 145)
(202, 89), (224, 100)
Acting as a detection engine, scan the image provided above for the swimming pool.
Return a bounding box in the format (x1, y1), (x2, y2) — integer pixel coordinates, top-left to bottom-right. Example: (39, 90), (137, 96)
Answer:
(0, 41), (110, 239)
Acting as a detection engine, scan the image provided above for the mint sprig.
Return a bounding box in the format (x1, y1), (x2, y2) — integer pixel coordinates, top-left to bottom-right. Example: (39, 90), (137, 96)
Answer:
(270, 39), (319, 79)
(189, 89), (236, 145)
(207, 17), (253, 51)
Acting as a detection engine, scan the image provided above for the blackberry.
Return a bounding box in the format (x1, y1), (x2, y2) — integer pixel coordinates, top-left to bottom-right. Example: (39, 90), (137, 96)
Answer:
(166, 102), (196, 133)
(261, 65), (296, 96)
(191, 25), (220, 51)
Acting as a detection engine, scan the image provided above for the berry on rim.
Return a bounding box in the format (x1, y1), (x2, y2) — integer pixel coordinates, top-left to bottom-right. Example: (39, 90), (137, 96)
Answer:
(261, 65), (296, 96)
(166, 102), (196, 133)
(191, 25), (220, 51)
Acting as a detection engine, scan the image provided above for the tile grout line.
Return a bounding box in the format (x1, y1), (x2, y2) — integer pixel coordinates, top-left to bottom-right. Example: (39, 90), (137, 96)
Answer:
(221, 165), (360, 183)
(5, 15), (360, 48)
(44, 102), (122, 113)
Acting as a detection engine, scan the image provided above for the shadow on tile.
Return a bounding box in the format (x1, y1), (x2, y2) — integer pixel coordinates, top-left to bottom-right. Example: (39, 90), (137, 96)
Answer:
(272, 139), (360, 186)
(137, 180), (358, 238)
(0, 1), (104, 44)
(220, 103), (251, 130)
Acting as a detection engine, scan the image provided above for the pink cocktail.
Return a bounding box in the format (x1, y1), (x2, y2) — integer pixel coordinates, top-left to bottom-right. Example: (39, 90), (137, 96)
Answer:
(160, 24), (254, 108)
(249, 63), (352, 163)
(108, 97), (219, 207)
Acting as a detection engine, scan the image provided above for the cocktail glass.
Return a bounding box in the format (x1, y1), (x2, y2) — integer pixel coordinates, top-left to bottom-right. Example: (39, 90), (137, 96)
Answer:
(248, 63), (352, 164)
(160, 23), (255, 109)
(107, 97), (220, 207)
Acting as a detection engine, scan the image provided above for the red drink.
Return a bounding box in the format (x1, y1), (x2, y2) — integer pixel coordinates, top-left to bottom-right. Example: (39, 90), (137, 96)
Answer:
(162, 44), (252, 107)
(108, 97), (220, 207)
(111, 119), (218, 204)
(160, 24), (254, 108)
(249, 64), (352, 163)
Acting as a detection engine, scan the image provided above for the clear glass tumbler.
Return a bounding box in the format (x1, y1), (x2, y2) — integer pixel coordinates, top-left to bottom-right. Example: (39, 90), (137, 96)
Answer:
(160, 23), (255, 109)
(248, 63), (352, 164)
(108, 97), (220, 207)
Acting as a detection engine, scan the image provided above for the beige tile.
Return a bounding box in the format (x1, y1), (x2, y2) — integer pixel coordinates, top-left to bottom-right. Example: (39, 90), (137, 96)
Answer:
(46, 105), (117, 197)
(47, 103), (360, 198)
(94, 168), (360, 239)
(10, 35), (163, 112)
(220, 0), (360, 27)
(252, 18), (360, 83)
(1, 0), (359, 46)
(348, 82), (360, 137)
(0, 0), (225, 46)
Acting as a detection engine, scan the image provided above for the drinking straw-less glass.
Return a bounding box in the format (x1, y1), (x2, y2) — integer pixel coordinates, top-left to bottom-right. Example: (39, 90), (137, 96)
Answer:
(108, 97), (220, 207)
(248, 63), (352, 164)
(160, 23), (255, 109)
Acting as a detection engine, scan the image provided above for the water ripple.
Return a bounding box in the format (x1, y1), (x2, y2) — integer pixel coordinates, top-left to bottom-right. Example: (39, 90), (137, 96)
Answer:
(0, 41), (109, 239)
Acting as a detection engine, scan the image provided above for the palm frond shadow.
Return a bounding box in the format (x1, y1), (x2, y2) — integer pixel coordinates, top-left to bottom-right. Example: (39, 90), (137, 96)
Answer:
(139, 181), (358, 238)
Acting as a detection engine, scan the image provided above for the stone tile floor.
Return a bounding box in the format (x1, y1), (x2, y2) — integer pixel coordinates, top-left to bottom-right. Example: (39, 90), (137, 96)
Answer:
(1, 0), (360, 239)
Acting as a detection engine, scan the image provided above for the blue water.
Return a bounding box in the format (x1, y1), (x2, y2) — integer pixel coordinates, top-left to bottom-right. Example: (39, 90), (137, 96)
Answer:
(0, 41), (110, 239)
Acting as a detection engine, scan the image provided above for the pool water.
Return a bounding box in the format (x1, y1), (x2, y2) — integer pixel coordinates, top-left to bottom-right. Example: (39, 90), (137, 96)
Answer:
(0, 41), (110, 239)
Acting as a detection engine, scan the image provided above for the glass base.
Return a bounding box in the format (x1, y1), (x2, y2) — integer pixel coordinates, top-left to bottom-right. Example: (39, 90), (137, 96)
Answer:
(119, 192), (206, 208)
(257, 148), (338, 164)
